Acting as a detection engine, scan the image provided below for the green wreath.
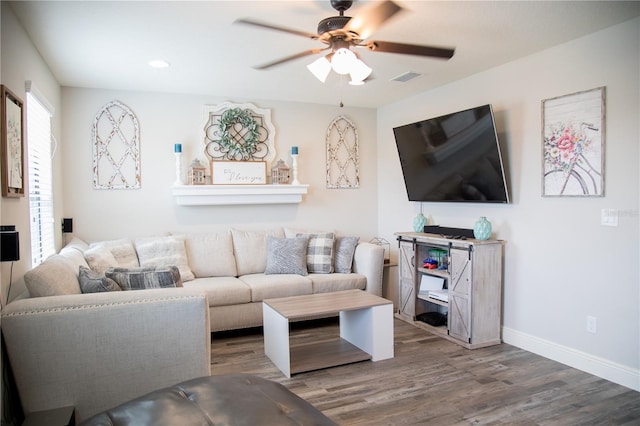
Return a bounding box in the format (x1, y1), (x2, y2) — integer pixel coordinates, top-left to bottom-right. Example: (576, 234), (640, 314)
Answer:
(218, 108), (260, 159)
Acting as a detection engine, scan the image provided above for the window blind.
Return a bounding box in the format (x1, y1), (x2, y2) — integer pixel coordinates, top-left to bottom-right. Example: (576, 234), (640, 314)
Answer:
(27, 90), (55, 267)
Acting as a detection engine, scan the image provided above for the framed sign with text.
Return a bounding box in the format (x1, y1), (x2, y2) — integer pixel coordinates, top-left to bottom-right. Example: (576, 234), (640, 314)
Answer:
(211, 161), (267, 185)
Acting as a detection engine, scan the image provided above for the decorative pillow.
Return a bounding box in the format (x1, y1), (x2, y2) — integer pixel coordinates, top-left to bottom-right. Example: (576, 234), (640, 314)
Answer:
(78, 266), (121, 293)
(334, 236), (359, 273)
(105, 266), (182, 291)
(134, 236), (195, 281)
(59, 246), (90, 276)
(297, 232), (334, 274)
(231, 228), (285, 276)
(24, 255), (81, 297)
(176, 231), (237, 278)
(264, 236), (308, 276)
(84, 245), (119, 275)
(85, 239), (139, 275)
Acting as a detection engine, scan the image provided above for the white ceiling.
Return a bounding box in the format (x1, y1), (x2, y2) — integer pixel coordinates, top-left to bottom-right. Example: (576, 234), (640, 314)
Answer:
(9, 1), (640, 108)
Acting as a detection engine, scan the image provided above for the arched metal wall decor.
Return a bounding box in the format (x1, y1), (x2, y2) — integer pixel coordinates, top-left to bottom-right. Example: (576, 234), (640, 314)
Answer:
(202, 102), (275, 166)
(92, 100), (140, 189)
(326, 115), (359, 188)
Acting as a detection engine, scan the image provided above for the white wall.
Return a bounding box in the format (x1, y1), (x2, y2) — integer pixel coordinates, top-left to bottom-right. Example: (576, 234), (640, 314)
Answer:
(377, 18), (639, 390)
(1, 3), (62, 305)
(61, 88), (378, 243)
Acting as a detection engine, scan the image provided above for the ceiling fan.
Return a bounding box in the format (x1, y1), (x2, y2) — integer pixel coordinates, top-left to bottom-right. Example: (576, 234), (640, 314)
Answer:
(236, 0), (455, 85)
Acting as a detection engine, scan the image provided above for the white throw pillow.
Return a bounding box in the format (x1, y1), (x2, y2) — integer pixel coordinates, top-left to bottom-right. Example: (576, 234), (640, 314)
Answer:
(134, 236), (195, 281)
(85, 239), (139, 275)
(24, 255), (81, 297)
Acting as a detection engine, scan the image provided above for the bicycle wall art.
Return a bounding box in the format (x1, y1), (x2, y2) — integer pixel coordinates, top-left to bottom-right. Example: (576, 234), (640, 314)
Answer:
(542, 87), (605, 197)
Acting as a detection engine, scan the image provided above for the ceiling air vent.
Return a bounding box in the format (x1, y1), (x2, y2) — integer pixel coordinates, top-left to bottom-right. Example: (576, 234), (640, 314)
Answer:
(391, 72), (422, 82)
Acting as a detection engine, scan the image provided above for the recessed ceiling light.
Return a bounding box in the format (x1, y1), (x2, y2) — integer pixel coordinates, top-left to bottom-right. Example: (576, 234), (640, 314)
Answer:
(148, 60), (170, 69)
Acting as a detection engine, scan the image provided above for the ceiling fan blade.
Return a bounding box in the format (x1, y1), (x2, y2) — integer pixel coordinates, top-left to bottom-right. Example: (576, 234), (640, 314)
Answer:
(343, 0), (403, 39)
(235, 18), (319, 40)
(254, 48), (329, 70)
(363, 40), (455, 59)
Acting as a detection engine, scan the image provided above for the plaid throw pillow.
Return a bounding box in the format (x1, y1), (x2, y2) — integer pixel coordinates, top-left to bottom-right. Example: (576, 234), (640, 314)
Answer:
(298, 232), (334, 274)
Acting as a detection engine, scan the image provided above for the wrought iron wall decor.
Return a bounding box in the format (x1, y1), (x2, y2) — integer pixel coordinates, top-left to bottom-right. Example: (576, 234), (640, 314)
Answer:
(326, 115), (359, 189)
(202, 102), (275, 167)
(92, 100), (140, 189)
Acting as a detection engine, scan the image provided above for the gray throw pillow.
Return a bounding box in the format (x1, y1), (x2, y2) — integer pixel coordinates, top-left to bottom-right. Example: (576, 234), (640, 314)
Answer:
(297, 232), (334, 274)
(334, 236), (359, 273)
(264, 236), (308, 276)
(78, 266), (121, 293)
(105, 266), (182, 290)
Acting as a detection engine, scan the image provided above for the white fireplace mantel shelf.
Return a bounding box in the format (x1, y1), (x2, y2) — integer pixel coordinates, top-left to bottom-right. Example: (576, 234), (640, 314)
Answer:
(171, 184), (309, 206)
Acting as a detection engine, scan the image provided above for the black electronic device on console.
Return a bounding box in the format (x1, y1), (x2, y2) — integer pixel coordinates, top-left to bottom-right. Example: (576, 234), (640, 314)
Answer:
(423, 225), (474, 239)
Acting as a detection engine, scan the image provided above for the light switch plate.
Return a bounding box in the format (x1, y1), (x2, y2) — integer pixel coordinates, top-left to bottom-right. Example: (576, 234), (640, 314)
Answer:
(601, 209), (619, 227)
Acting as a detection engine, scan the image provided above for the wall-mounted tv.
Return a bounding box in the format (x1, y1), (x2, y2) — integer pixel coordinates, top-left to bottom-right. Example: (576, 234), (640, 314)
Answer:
(393, 104), (509, 203)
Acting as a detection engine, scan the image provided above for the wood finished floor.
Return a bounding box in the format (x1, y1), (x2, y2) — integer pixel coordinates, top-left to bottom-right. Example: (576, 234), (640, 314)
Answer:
(210, 318), (640, 425)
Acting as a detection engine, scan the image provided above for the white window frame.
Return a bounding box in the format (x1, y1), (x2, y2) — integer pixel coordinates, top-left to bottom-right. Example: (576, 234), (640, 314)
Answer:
(26, 81), (56, 267)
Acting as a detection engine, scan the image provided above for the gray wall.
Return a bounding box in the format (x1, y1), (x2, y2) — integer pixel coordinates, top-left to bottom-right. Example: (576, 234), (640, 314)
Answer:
(377, 18), (639, 389)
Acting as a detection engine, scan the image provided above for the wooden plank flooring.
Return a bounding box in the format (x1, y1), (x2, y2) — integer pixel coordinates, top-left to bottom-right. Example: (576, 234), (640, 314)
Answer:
(210, 318), (640, 425)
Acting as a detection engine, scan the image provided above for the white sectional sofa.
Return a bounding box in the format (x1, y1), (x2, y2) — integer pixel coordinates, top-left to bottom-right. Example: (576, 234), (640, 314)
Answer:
(15, 227), (384, 332)
(1, 227), (384, 420)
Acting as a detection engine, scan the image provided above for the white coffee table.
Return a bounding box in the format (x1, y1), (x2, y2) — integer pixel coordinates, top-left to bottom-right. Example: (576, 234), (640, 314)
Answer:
(263, 289), (394, 377)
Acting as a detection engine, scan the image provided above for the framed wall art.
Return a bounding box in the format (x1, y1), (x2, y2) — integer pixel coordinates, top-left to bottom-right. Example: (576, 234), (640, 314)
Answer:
(202, 102), (276, 167)
(92, 100), (141, 189)
(1, 85), (25, 197)
(326, 115), (359, 189)
(542, 87), (605, 197)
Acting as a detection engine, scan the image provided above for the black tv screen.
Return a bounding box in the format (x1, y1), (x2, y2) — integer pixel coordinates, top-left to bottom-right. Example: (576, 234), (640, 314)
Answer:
(393, 104), (509, 203)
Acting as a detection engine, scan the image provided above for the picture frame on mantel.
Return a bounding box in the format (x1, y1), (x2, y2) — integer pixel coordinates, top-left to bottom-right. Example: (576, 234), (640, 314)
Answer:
(1, 85), (25, 198)
(542, 86), (605, 197)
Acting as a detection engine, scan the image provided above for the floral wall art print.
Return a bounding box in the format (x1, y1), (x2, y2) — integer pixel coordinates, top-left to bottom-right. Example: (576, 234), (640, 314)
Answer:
(542, 87), (605, 197)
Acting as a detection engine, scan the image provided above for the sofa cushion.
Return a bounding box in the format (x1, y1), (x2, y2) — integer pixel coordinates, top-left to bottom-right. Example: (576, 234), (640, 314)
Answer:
(24, 255), (81, 297)
(135, 236), (195, 282)
(333, 236), (360, 273)
(182, 277), (251, 307)
(85, 239), (139, 275)
(59, 246), (90, 276)
(78, 266), (121, 293)
(106, 266), (183, 290)
(177, 231), (237, 278)
(264, 236), (308, 276)
(298, 232), (334, 274)
(239, 273), (312, 302)
(309, 273), (367, 294)
(231, 228), (284, 276)
(64, 236), (90, 252)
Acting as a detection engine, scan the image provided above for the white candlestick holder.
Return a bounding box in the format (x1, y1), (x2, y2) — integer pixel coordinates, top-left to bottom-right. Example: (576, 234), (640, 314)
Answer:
(174, 152), (184, 185)
(291, 154), (300, 185)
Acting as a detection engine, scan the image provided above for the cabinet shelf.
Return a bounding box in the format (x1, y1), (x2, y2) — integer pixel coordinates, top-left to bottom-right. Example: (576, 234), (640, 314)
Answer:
(417, 268), (448, 278)
(417, 294), (448, 307)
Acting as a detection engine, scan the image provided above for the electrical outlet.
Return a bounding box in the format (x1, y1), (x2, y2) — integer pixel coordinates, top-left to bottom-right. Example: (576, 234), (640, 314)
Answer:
(587, 316), (597, 333)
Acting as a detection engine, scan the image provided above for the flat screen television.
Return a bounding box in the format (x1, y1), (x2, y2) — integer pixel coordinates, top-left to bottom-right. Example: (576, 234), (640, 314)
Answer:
(393, 104), (509, 203)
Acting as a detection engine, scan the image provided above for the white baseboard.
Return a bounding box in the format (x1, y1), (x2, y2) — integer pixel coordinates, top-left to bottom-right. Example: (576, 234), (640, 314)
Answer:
(502, 326), (639, 392)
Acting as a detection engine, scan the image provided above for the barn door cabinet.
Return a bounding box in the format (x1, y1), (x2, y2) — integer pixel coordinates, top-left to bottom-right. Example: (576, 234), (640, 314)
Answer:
(395, 232), (504, 349)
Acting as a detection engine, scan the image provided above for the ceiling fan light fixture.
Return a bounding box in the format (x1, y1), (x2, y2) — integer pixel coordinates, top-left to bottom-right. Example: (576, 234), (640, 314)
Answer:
(307, 56), (332, 82)
(349, 58), (372, 84)
(331, 48), (357, 75)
